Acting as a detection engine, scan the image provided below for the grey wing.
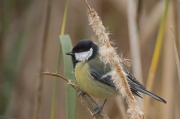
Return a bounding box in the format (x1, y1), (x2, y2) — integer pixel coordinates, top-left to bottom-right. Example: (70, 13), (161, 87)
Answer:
(88, 57), (166, 103)
(123, 68), (144, 98)
(90, 68), (115, 87)
(123, 68), (145, 89)
(88, 57), (144, 96)
(90, 66), (142, 97)
(123, 67), (167, 103)
(87, 57), (116, 87)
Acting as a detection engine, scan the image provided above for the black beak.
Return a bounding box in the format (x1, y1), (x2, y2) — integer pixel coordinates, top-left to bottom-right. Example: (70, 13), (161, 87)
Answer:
(66, 52), (74, 56)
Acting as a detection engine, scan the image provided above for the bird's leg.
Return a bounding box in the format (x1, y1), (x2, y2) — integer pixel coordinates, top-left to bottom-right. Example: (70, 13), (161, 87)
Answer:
(78, 90), (86, 96)
(93, 99), (107, 116)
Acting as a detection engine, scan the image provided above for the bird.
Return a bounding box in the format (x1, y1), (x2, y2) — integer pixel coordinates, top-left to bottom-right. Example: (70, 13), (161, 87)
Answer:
(66, 39), (166, 115)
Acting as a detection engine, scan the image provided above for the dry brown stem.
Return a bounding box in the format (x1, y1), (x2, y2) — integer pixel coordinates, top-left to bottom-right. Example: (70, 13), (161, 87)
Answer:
(115, 96), (128, 119)
(86, 1), (144, 119)
(171, 26), (180, 83)
(33, 0), (52, 119)
(127, 0), (143, 108)
(41, 72), (110, 119)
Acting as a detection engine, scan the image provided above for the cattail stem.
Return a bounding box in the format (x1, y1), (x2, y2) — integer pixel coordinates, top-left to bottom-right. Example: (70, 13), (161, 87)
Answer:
(86, 4), (144, 119)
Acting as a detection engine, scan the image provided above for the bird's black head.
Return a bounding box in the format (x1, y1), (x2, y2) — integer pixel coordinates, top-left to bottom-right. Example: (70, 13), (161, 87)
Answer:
(66, 39), (98, 67)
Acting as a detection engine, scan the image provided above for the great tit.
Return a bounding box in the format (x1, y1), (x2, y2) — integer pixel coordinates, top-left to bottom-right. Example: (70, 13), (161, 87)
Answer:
(66, 39), (166, 115)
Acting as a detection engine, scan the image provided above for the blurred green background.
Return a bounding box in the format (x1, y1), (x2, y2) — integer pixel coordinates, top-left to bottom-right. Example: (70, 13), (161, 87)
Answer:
(0, 0), (180, 119)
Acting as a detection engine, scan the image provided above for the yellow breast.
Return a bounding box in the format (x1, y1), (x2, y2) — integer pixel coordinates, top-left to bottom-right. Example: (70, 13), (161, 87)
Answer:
(75, 62), (118, 99)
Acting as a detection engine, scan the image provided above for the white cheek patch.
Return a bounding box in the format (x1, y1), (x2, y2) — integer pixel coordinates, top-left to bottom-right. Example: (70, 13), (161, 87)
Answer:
(75, 48), (93, 61)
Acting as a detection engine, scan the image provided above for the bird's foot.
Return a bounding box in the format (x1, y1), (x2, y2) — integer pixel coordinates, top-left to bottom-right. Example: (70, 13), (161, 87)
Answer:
(78, 90), (86, 96)
(92, 99), (107, 116)
(92, 106), (103, 116)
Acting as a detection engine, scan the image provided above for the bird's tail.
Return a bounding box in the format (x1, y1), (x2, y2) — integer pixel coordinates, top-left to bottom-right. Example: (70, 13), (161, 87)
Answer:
(135, 86), (167, 104)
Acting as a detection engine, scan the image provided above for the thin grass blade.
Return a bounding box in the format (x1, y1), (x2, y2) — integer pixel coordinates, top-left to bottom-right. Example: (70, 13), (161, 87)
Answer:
(171, 26), (180, 83)
(144, 0), (170, 113)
